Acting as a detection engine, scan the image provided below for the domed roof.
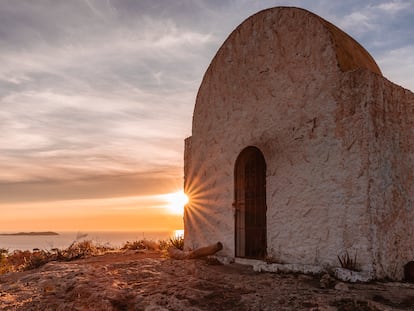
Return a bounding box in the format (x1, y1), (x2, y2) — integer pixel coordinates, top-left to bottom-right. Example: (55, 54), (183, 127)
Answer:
(192, 7), (383, 133)
(314, 10), (382, 75)
(205, 7), (382, 77)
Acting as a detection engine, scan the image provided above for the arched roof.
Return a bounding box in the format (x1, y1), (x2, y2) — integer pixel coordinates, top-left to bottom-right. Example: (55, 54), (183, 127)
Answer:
(315, 12), (382, 75)
(204, 7), (382, 78)
(192, 7), (383, 135)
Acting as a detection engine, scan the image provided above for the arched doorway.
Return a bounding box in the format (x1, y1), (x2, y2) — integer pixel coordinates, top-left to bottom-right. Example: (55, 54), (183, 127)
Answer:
(234, 146), (267, 259)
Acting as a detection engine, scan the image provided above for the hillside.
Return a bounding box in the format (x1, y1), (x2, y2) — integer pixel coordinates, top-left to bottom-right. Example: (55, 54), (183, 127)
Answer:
(0, 250), (413, 310)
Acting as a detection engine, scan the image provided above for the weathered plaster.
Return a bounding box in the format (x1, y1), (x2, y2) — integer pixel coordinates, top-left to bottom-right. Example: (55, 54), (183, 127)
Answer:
(184, 7), (414, 280)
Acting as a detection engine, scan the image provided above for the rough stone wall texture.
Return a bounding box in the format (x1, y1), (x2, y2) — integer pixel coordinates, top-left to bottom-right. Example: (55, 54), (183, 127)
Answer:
(333, 69), (414, 279)
(184, 7), (414, 280)
(363, 71), (414, 280)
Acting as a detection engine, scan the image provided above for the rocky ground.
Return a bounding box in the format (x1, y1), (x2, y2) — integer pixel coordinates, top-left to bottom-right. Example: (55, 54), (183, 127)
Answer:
(1, 250), (414, 311)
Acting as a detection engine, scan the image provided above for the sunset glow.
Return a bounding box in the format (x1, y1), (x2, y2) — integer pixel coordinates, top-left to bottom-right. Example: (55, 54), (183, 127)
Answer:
(159, 191), (189, 215)
(0, 1), (412, 233)
(0, 194), (184, 232)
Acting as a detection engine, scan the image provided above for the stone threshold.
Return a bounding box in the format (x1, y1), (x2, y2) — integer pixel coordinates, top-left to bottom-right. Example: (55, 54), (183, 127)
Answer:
(233, 257), (374, 283)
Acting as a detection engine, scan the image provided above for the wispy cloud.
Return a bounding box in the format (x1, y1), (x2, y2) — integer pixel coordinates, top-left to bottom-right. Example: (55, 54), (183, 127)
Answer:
(0, 1), (221, 187)
(377, 45), (414, 91)
(375, 0), (411, 14)
(0, 0), (413, 204)
(337, 11), (376, 35)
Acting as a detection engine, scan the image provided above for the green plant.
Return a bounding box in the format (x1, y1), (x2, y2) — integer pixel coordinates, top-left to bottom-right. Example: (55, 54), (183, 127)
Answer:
(337, 250), (359, 271)
(169, 235), (184, 250)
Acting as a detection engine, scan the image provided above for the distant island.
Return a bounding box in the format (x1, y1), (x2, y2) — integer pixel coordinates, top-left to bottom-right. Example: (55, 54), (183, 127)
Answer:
(0, 231), (59, 236)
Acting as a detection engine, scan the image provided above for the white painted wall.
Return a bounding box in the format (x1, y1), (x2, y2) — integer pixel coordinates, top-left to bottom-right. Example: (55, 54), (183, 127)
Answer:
(184, 7), (414, 280)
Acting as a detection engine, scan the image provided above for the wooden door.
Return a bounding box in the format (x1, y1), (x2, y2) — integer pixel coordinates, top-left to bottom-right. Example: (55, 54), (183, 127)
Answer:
(235, 146), (267, 259)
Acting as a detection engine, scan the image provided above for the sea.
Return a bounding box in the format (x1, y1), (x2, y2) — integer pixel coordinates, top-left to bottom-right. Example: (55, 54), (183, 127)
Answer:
(0, 230), (184, 252)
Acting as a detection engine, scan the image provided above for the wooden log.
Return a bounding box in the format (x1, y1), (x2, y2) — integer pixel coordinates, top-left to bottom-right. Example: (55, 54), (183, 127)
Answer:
(168, 242), (223, 260)
(188, 242), (223, 259)
(167, 247), (188, 260)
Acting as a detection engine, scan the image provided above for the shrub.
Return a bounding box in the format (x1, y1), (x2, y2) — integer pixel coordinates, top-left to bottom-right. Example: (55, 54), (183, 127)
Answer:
(0, 240), (110, 274)
(0, 248), (10, 274)
(158, 239), (170, 250)
(24, 250), (51, 270)
(121, 239), (159, 251)
(122, 240), (147, 250)
(169, 235), (184, 250)
(64, 240), (100, 260)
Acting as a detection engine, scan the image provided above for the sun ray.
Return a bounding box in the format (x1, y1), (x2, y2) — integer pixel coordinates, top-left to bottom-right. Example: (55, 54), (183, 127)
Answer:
(158, 190), (189, 215)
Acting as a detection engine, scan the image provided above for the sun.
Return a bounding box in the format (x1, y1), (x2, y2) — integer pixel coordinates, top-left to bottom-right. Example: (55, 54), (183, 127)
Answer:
(163, 190), (189, 214)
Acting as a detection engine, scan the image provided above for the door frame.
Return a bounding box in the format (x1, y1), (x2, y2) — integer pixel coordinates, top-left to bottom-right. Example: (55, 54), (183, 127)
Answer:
(234, 146), (267, 259)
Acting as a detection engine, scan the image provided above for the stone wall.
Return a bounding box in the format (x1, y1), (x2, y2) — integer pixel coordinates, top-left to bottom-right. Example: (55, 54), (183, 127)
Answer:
(363, 71), (414, 279)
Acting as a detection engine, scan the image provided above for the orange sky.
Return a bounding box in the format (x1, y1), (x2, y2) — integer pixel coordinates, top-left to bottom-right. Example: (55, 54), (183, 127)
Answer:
(1, 2), (413, 233)
(0, 170), (185, 232)
(0, 197), (184, 232)
(0, 192), (185, 232)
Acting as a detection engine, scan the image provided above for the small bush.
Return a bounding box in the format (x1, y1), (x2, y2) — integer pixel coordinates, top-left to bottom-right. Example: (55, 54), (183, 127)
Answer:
(24, 250), (51, 270)
(158, 239), (170, 250)
(121, 239), (161, 251)
(169, 235), (184, 250)
(64, 240), (101, 260)
(121, 240), (146, 250)
(0, 248), (10, 274)
(338, 250), (359, 271)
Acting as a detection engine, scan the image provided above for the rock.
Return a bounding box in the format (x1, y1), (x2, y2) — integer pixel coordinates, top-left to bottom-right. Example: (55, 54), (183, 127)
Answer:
(2, 250), (414, 310)
(144, 303), (171, 311)
(251, 261), (325, 275)
(320, 273), (335, 289)
(334, 282), (349, 291)
(334, 268), (374, 283)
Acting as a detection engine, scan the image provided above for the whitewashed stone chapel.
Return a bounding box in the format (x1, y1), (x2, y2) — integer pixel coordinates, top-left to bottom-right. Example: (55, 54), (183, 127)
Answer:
(183, 7), (414, 280)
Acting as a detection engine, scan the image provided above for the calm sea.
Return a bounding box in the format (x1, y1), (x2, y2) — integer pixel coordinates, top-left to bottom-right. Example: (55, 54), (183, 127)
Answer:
(0, 230), (183, 252)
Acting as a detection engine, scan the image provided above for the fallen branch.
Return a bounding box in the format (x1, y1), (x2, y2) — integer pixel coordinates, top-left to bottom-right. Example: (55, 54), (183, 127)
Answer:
(168, 242), (223, 260)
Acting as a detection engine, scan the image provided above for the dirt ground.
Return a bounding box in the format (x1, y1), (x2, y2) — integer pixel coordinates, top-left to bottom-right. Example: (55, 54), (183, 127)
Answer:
(1, 250), (414, 311)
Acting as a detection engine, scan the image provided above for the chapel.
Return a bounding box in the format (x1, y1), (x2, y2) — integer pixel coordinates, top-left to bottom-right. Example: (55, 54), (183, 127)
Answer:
(183, 7), (414, 280)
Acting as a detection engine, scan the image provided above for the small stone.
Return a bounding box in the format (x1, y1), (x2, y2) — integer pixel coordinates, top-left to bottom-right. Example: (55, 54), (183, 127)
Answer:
(334, 282), (349, 291)
(144, 304), (169, 311)
(319, 274), (335, 289)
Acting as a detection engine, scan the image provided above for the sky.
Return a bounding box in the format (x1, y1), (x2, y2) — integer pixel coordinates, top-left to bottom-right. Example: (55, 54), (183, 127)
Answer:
(0, 0), (413, 232)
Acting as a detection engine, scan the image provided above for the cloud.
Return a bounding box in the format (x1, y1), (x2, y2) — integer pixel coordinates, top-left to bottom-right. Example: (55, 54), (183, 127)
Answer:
(0, 1), (223, 187)
(375, 0), (411, 14)
(338, 11), (376, 35)
(377, 45), (414, 91)
(0, 168), (182, 204)
(0, 0), (413, 204)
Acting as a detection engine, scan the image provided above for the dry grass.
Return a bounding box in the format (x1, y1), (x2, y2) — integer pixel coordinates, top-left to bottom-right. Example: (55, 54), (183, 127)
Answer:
(121, 235), (184, 252)
(1, 235), (186, 274)
(169, 235), (184, 250)
(121, 239), (159, 251)
(0, 240), (114, 274)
